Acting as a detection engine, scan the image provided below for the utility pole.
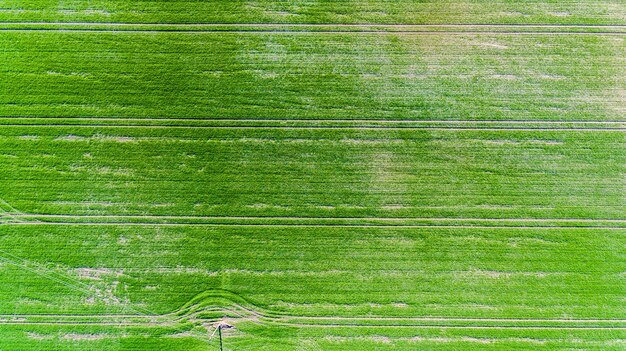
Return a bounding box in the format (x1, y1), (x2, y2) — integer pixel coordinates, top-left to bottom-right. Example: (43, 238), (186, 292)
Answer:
(215, 322), (234, 351)
(218, 325), (223, 351)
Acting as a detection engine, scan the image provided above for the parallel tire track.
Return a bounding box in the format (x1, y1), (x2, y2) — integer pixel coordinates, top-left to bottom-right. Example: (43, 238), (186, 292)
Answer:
(2, 117), (625, 124)
(1, 29), (625, 35)
(1, 23), (625, 34)
(14, 214), (626, 222)
(0, 124), (623, 131)
(8, 213), (626, 229)
(4, 23), (626, 27)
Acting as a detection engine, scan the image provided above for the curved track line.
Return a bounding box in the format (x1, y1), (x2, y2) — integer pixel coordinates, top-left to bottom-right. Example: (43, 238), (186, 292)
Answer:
(269, 323), (626, 330)
(2, 289), (625, 331)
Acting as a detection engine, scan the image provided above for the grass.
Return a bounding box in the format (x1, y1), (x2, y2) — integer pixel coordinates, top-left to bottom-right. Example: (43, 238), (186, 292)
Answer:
(0, 1), (625, 25)
(0, 224), (624, 349)
(0, 1), (624, 350)
(0, 126), (623, 219)
(1, 31), (623, 120)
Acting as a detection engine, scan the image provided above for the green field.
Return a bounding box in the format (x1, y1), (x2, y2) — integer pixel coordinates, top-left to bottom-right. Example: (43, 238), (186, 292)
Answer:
(0, 1), (624, 350)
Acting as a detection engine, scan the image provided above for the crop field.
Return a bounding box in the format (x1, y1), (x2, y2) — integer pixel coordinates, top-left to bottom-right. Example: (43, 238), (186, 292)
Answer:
(0, 1), (625, 350)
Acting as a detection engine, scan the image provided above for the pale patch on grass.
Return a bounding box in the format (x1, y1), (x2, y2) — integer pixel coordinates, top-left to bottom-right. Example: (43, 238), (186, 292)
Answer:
(371, 152), (394, 184)
(376, 237), (415, 247)
(509, 236), (559, 246)
(168, 332), (198, 338)
(253, 70), (279, 79)
(46, 71), (92, 79)
(400, 73), (429, 79)
(246, 203), (289, 210)
(476, 204), (516, 209)
(509, 338), (546, 345)
(152, 202), (175, 208)
(549, 12), (571, 17)
(461, 269), (554, 279)
(604, 339), (626, 346)
(382, 204), (407, 210)
(15, 297), (49, 306)
(18, 135), (40, 140)
(613, 88), (626, 112)
(474, 42), (509, 50)
(61, 333), (107, 341)
(275, 299), (419, 312)
(336, 205), (368, 210)
(75, 268), (124, 281)
(501, 11), (530, 17)
(56, 135), (136, 143)
(84, 296), (97, 305)
(361, 73), (380, 79)
(263, 10), (296, 17)
(150, 267), (220, 275)
(68, 164), (134, 177)
(340, 138), (404, 145)
(605, 3), (626, 21)
(199, 70), (224, 77)
(459, 235), (502, 246)
(93, 135), (136, 143)
(207, 269), (355, 277)
(233, 138), (320, 144)
(55, 135), (86, 141)
(26, 332), (52, 340)
(412, 336), (495, 344)
(237, 138), (276, 144)
(324, 336), (391, 343)
(528, 140), (564, 145)
(52, 201), (127, 207)
(474, 270), (509, 278)
(479, 139), (520, 145)
(537, 73), (566, 80)
(372, 336), (392, 343)
(479, 139), (563, 146)
(296, 339), (323, 351)
(491, 74), (518, 80)
(0, 9), (26, 14)
(392, 302), (410, 308)
(410, 336), (495, 344)
(84, 9), (112, 16)
(96, 281), (125, 306)
(319, 336), (545, 345)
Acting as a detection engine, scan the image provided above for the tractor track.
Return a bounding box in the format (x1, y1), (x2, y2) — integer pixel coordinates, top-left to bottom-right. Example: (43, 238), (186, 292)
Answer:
(0, 123), (623, 131)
